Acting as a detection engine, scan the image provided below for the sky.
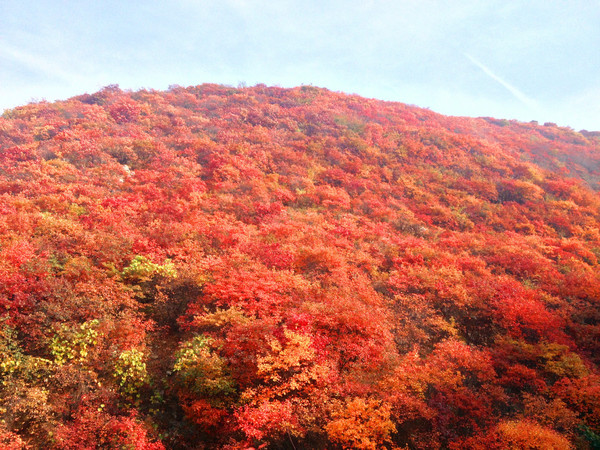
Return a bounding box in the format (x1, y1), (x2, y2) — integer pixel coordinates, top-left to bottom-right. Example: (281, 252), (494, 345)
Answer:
(1, 0), (599, 131)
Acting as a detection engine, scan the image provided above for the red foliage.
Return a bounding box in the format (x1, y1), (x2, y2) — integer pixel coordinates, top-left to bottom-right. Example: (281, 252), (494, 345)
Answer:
(54, 407), (164, 450)
(0, 84), (599, 448)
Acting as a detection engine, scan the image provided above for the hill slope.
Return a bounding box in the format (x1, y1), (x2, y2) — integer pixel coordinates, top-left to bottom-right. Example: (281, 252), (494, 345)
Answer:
(1, 84), (600, 449)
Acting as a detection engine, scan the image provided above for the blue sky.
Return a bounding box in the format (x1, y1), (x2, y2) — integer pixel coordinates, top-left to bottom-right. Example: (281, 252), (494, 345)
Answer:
(1, 0), (599, 130)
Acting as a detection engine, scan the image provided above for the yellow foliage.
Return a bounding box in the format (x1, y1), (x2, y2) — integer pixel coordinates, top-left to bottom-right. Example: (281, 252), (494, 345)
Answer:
(247, 329), (330, 403)
(258, 329), (315, 379)
(49, 319), (99, 365)
(193, 307), (252, 329)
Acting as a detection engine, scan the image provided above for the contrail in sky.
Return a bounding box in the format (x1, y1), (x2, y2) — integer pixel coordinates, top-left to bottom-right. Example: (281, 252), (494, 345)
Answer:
(465, 53), (538, 110)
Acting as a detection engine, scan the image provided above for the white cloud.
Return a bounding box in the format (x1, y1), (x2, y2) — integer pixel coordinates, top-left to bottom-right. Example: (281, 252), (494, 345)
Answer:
(0, 41), (85, 85)
(551, 87), (600, 131)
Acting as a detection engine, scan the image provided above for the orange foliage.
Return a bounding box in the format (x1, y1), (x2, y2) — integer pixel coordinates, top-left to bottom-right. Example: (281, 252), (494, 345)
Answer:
(496, 420), (572, 449)
(325, 397), (396, 450)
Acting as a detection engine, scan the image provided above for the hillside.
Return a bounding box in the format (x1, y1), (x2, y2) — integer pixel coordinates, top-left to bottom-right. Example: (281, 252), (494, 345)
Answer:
(1, 84), (600, 449)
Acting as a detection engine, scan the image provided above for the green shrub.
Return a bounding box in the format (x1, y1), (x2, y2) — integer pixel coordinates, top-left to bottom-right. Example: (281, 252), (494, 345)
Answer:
(114, 348), (149, 398)
(173, 336), (235, 398)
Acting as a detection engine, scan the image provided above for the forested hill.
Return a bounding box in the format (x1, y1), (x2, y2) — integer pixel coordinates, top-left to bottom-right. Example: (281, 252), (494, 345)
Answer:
(1, 84), (600, 449)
